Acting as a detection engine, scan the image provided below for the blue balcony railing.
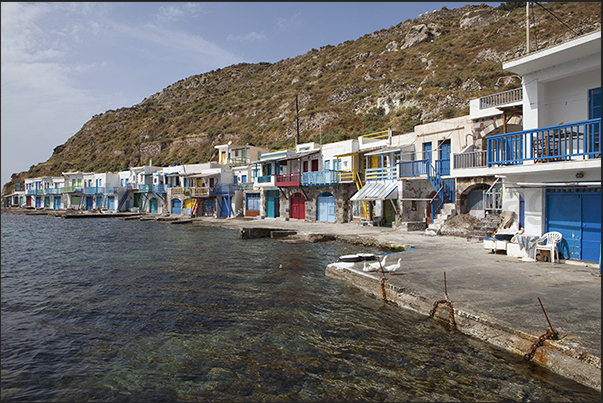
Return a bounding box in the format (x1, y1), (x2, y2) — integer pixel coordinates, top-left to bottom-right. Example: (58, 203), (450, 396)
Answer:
(153, 184), (167, 193)
(257, 175), (273, 183)
(435, 159), (450, 176)
(84, 187), (103, 195)
(137, 184), (151, 192)
(214, 183), (238, 195)
(487, 118), (601, 166)
(302, 170), (338, 186)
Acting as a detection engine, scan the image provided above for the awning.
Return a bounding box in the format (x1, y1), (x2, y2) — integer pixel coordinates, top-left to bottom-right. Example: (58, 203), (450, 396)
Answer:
(350, 181), (398, 201)
(277, 149), (321, 162)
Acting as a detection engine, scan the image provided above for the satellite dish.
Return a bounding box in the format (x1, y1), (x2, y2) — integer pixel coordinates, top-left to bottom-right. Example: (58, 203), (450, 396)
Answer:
(228, 140), (232, 145)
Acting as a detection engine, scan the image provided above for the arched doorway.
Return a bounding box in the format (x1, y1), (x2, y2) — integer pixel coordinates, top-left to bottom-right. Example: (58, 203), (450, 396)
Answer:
(465, 184), (490, 218)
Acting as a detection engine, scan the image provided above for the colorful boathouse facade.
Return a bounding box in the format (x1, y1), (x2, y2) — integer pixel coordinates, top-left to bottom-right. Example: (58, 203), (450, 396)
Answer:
(4, 31), (600, 263)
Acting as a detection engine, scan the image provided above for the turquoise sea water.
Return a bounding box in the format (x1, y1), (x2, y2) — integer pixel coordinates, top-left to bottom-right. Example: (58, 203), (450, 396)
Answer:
(1, 213), (600, 402)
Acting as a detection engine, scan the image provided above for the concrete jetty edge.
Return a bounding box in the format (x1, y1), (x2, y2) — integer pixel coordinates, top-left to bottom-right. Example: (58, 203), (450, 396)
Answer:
(325, 262), (601, 392)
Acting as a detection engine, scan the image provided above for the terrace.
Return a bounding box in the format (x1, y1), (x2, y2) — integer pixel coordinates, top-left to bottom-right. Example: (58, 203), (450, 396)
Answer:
(452, 118), (601, 170)
(302, 170), (338, 186)
(275, 172), (301, 187)
(190, 187), (214, 197)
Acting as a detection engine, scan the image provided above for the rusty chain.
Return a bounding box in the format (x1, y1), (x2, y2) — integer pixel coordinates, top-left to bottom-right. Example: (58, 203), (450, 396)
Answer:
(379, 277), (390, 301)
(429, 299), (456, 330)
(524, 328), (559, 360)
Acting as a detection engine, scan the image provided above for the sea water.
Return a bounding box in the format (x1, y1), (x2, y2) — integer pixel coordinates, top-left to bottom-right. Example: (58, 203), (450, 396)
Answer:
(1, 213), (599, 402)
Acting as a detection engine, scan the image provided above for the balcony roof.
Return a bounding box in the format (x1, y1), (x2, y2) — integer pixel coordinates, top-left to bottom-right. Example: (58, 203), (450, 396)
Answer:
(350, 181), (398, 201)
(503, 30), (600, 76)
(276, 149), (320, 162)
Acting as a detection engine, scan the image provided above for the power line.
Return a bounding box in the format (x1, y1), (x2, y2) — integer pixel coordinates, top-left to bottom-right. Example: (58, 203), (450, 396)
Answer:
(534, 2), (580, 37)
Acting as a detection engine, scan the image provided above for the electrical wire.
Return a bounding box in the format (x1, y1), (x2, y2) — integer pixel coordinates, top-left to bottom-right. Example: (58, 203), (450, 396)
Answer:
(535, 2), (580, 37)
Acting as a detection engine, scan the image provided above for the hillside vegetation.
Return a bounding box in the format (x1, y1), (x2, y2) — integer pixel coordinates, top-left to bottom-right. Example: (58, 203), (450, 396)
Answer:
(3, 2), (601, 194)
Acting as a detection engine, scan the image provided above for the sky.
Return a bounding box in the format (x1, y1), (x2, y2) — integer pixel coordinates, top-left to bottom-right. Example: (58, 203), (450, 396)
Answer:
(1, 1), (501, 187)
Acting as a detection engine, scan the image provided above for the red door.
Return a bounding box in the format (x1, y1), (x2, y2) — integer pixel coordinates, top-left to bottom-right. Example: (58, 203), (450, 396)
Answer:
(290, 193), (305, 220)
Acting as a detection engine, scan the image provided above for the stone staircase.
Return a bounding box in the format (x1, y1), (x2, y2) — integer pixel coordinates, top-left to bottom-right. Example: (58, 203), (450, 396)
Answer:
(466, 213), (502, 242)
(425, 203), (457, 236)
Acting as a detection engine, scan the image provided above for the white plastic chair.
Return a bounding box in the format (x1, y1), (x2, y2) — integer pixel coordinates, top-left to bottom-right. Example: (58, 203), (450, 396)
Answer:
(534, 231), (563, 263)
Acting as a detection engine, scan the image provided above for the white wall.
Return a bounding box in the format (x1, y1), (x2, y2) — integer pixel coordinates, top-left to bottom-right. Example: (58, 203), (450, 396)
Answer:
(539, 67), (601, 128)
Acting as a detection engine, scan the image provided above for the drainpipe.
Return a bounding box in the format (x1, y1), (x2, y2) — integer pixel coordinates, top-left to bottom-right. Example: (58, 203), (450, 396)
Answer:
(526, 2), (530, 54)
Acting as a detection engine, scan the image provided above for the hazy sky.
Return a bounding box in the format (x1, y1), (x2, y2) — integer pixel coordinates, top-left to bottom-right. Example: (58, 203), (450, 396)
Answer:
(1, 2), (500, 186)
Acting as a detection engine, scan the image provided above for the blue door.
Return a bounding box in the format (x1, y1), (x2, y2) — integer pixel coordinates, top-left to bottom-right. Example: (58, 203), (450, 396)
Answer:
(149, 198), (158, 214)
(53, 196), (61, 210)
(171, 199), (182, 215)
(422, 142), (432, 165)
(317, 192), (335, 222)
(266, 190), (279, 218)
(438, 141), (451, 176)
(96, 196), (103, 209)
(546, 188), (601, 262)
(107, 196), (115, 210)
(86, 197), (94, 210)
(35, 196), (42, 208)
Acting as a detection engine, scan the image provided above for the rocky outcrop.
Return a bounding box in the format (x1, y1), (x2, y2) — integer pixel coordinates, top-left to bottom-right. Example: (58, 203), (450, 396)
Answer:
(460, 9), (499, 30)
(401, 23), (442, 50)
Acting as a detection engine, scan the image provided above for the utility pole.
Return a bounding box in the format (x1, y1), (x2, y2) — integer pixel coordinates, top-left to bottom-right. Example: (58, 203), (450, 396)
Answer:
(295, 95), (300, 145)
(526, 2), (530, 54)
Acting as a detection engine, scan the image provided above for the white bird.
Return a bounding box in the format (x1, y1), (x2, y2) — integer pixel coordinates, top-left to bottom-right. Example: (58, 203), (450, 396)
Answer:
(363, 255), (389, 272)
(363, 261), (380, 272)
(384, 258), (403, 274)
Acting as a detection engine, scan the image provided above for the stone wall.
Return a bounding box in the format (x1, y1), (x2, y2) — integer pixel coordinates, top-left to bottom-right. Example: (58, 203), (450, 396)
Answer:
(456, 176), (497, 214)
(398, 178), (433, 222)
(278, 183), (356, 223)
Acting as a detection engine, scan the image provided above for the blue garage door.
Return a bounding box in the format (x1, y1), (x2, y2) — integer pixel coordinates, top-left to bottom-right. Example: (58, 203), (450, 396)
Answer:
(53, 196), (61, 210)
(546, 188), (601, 262)
(107, 196), (115, 210)
(172, 199), (182, 215)
(317, 192), (335, 222)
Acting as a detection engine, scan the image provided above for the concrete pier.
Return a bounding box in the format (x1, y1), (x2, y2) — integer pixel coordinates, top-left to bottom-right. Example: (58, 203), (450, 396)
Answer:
(192, 216), (600, 392)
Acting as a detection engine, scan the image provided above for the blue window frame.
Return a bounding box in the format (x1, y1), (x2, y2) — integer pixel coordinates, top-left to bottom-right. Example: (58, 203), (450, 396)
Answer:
(589, 87), (601, 119)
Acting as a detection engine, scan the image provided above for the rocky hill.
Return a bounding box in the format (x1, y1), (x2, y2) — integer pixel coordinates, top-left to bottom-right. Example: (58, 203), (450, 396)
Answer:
(3, 2), (601, 195)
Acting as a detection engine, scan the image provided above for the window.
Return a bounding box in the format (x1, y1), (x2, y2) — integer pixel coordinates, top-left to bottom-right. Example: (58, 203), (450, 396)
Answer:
(324, 160), (331, 170)
(246, 193), (260, 211)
